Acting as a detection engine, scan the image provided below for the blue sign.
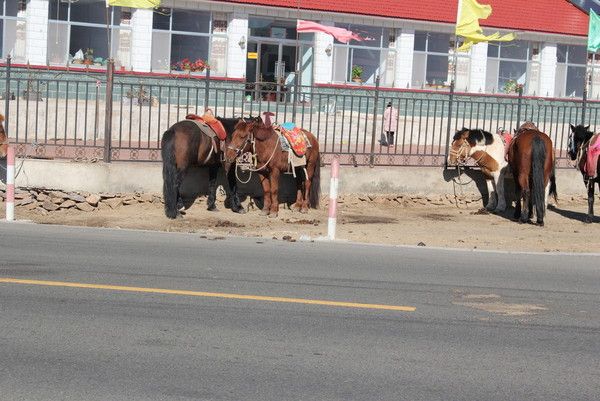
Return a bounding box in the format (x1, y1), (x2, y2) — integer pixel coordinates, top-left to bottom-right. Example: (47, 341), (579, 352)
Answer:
(569, 0), (600, 14)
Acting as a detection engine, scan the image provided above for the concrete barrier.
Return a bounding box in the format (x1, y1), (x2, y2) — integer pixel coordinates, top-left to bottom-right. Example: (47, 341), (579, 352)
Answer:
(13, 158), (586, 197)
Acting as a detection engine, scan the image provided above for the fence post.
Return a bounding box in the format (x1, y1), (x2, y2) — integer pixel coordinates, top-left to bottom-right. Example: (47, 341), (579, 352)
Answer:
(327, 156), (340, 240)
(516, 86), (523, 129)
(369, 75), (381, 167)
(103, 59), (114, 163)
(444, 80), (455, 168)
(4, 55), (10, 138)
(582, 77), (588, 126)
(204, 67), (211, 111)
(292, 69), (299, 123)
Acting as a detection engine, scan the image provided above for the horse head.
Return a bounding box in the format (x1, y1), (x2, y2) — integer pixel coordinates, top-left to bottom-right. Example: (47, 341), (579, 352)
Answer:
(448, 128), (472, 166)
(568, 124), (593, 161)
(224, 119), (256, 168)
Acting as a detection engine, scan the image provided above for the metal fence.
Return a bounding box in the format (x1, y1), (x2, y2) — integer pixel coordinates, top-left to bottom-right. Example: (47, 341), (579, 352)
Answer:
(1, 57), (598, 167)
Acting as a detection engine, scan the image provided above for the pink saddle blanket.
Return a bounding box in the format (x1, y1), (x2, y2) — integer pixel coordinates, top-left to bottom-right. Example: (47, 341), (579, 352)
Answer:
(585, 135), (600, 179)
(501, 132), (513, 161)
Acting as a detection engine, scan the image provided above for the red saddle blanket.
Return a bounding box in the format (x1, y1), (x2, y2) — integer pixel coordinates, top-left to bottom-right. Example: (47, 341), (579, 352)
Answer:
(501, 132), (513, 161)
(279, 126), (308, 157)
(584, 134), (600, 179)
(185, 112), (227, 141)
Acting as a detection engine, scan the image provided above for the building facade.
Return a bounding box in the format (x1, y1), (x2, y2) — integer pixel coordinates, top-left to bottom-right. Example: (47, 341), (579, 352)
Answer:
(1, 0), (596, 98)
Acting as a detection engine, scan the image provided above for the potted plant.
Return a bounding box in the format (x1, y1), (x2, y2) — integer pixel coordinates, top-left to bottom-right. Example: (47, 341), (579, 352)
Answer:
(172, 58), (210, 73)
(503, 79), (524, 94)
(351, 65), (363, 83)
(83, 48), (94, 66)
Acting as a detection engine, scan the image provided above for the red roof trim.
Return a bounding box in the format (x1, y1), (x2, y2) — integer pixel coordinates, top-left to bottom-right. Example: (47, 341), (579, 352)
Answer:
(218, 0), (588, 37)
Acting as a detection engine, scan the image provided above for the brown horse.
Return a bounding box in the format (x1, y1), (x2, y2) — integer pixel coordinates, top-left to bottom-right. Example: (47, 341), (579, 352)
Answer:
(161, 115), (257, 219)
(507, 122), (557, 225)
(568, 124), (600, 223)
(0, 114), (7, 158)
(224, 120), (321, 218)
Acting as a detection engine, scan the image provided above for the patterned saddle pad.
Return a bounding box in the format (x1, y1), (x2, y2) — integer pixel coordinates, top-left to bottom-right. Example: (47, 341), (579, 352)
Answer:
(277, 123), (308, 157)
(186, 110), (227, 141)
(584, 134), (600, 179)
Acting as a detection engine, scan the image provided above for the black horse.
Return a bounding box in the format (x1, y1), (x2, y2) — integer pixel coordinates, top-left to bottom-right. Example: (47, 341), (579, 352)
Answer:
(161, 116), (258, 219)
(568, 124), (600, 222)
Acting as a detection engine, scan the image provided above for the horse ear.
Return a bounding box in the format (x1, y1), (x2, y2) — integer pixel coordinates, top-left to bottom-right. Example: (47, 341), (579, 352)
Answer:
(585, 125), (590, 131)
(570, 124), (575, 131)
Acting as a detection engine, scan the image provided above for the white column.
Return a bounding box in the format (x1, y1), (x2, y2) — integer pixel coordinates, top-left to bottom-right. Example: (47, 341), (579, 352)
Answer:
(394, 29), (414, 88)
(540, 43), (557, 97)
(25, 0), (48, 65)
(131, 8), (153, 72)
(226, 13), (248, 79)
(469, 42), (488, 93)
(313, 21), (334, 84)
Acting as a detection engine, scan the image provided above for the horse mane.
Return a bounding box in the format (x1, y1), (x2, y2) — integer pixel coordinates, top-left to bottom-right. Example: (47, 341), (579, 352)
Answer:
(218, 116), (260, 140)
(252, 120), (275, 142)
(517, 121), (538, 133)
(570, 124), (593, 143)
(454, 128), (493, 146)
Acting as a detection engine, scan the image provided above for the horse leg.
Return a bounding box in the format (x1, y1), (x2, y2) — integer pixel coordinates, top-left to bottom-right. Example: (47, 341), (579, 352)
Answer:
(259, 174), (272, 216)
(513, 184), (521, 220)
(291, 172), (303, 212)
(485, 178), (497, 211)
(206, 164), (219, 211)
(520, 175), (531, 224)
(494, 168), (507, 212)
(224, 167), (246, 214)
(301, 173), (311, 213)
(586, 180), (595, 223)
(268, 169), (281, 218)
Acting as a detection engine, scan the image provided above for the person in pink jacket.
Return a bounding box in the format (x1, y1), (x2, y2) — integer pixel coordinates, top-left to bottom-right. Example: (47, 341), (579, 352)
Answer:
(381, 101), (398, 147)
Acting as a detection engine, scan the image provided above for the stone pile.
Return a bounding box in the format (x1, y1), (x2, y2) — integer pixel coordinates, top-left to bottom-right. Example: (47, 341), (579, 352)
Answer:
(0, 188), (162, 215)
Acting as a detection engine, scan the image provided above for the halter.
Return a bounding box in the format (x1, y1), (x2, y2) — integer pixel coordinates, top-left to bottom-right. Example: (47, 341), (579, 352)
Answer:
(448, 140), (471, 165)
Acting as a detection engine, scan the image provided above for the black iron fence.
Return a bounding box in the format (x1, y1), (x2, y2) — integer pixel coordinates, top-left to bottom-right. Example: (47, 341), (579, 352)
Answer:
(1, 57), (597, 167)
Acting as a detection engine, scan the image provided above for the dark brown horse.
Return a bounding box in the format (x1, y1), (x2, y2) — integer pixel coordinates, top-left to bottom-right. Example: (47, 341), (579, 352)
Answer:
(224, 119), (321, 218)
(568, 124), (600, 223)
(507, 122), (557, 225)
(0, 114), (7, 158)
(161, 115), (256, 219)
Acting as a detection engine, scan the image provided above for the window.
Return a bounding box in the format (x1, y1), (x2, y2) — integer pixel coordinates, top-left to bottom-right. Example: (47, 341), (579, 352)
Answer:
(486, 40), (539, 94)
(331, 24), (391, 84)
(412, 31), (457, 90)
(555, 44), (586, 98)
(47, 0), (131, 69)
(249, 17), (296, 40)
(0, 0), (27, 63)
(151, 8), (227, 76)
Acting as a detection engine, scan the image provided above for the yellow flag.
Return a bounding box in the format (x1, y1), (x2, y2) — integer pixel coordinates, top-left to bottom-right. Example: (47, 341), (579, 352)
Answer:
(107, 0), (160, 8)
(455, 0), (515, 52)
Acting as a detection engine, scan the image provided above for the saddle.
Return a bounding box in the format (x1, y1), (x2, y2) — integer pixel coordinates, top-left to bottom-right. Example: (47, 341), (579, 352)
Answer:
(186, 110), (227, 141)
(275, 122), (308, 157)
(579, 133), (600, 179)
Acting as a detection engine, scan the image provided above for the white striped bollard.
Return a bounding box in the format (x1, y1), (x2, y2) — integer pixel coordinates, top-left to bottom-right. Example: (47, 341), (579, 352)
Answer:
(327, 156), (340, 240)
(6, 145), (14, 221)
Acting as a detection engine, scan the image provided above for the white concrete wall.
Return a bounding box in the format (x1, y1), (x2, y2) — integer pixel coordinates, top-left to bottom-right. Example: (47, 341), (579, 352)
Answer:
(469, 42), (487, 93)
(226, 13), (248, 79)
(25, 0), (48, 65)
(540, 43), (558, 98)
(313, 21), (334, 84)
(394, 29), (414, 88)
(131, 9), (153, 72)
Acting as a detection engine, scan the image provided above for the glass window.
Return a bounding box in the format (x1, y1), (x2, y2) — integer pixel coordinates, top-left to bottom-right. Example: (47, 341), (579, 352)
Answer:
(351, 48), (380, 83)
(153, 8), (171, 30)
(336, 23), (383, 48)
(414, 31), (426, 51)
(5, 0), (25, 17)
(487, 43), (499, 58)
(249, 17), (296, 40)
(172, 10), (210, 33)
(48, 0), (68, 21)
(556, 44), (567, 63)
(47, 22), (69, 64)
(333, 46), (349, 82)
(1, 1), (26, 63)
(427, 32), (451, 53)
(500, 40), (528, 60)
(498, 60), (527, 89)
(566, 65), (585, 97)
(567, 45), (586, 65)
(426, 54), (449, 86)
(69, 0), (106, 24)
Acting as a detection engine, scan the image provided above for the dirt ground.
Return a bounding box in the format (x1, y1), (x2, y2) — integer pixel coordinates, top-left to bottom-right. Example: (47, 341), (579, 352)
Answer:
(7, 193), (600, 253)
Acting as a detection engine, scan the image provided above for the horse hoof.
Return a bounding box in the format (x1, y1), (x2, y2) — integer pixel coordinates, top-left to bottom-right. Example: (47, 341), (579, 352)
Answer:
(536, 221), (544, 227)
(207, 205), (218, 212)
(233, 207), (246, 214)
(260, 210), (270, 216)
(585, 217), (593, 224)
(268, 213), (278, 218)
(300, 208), (309, 214)
(291, 205), (301, 212)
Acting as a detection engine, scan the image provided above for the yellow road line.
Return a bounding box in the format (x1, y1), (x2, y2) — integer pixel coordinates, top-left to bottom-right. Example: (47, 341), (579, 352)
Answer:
(0, 278), (415, 312)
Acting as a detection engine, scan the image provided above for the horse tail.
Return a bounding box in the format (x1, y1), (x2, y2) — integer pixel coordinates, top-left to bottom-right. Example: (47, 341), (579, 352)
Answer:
(549, 159), (558, 204)
(531, 135), (546, 220)
(309, 152), (321, 209)
(161, 127), (179, 219)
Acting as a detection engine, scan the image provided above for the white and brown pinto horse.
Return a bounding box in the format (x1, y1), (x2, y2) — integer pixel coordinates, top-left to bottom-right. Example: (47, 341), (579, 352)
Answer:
(448, 128), (508, 212)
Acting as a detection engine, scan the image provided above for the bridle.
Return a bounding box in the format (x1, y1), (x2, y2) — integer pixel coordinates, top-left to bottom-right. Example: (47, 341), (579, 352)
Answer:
(226, 130), (254, 164)
(448, 139), (471, 165)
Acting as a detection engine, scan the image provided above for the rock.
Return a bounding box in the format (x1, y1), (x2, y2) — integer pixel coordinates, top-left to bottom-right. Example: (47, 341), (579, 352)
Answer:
(14, 193), (29, 200)
(35, 207), (48, 215)
(85, 194), (101, 206)
(140, 193), (154, 203)
(99, 192), (116, 199)
(59, 200), (76, 208)
(24, 201), (40, 210)
(76, 202), (95, 212)
(42, 200), (60, 211)
(52, 197), (65, 204)
(103, 198), (122, 209)
(49, 190), (69, 199)
(417, 242), (426, 247)
(15, 198), (35, 206)
(36, 193), (49, 202)
(66, 193), (86, 203)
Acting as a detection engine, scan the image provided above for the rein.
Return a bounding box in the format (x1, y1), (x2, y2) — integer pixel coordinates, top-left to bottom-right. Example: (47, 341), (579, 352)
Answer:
(234, 130), (281, 184)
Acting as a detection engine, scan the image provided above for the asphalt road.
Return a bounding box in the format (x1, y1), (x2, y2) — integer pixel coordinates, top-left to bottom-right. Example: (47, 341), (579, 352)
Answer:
(0, 222), (599, 401)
